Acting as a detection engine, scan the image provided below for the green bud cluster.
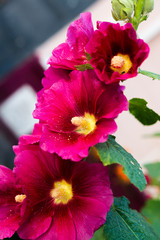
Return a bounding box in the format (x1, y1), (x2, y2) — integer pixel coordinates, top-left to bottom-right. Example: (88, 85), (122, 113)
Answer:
(111, 0), (134, 21)
(111, 0), (154, 30)
(142, 0), (154, 15)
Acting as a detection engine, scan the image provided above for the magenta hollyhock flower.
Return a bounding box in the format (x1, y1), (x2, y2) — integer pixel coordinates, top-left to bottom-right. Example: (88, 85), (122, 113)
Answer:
(14, 145), (113, 240)
(0, 166), (25, 239)
(48, 12), (94, 70)
(85, 22), (150, 84)
(33, 70), (128, 161)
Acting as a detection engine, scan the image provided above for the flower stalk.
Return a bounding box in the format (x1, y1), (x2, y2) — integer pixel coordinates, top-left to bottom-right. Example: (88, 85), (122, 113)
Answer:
(138, 68), (160, 80)
(132, 0), (148, 30)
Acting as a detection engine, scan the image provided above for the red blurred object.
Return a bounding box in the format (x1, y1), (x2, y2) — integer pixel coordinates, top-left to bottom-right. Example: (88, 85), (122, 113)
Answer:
(109, 164), (149, 211)
(0, 55), (44, 143)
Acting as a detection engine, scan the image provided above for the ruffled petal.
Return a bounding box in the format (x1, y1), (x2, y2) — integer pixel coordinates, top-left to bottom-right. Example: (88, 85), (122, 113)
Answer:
(68, 162), (113, 239)
(69, 197), (110, 240)
(0, 166), (22, 239)
(36, 206), (76, 240)
(14, 148), (56, 199)
(39, 128), (82, 161)
(42, 67), (70, 88)
(95, 84), (128, 119)
(49, 12), (94, 70)
(0, 166), (20, 205)
(0, 205), (21, 239)
(17, 206), (52, 239)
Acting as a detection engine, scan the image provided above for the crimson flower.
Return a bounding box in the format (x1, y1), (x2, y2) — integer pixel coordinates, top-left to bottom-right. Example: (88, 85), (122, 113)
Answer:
(109, 164), (149, 212)
(0, 166), (25, 239)
(85, 22), (149, 84)
(33, 70), (128, 161)
(14, 145), (113, 240)
(48, 12), (94, 70)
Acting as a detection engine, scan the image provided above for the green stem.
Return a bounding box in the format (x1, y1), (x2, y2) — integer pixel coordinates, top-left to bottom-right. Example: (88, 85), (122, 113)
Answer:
(132, 0), (145, 30)
(138, 68), (160, 80)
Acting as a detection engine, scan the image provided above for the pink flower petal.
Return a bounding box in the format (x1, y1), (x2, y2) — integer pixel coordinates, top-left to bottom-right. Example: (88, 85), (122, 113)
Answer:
(0, 205), (21, 239)
(36, 206), (76, 240)
(49, 12), (94, 69)
(42, 67), (70, 88)
(17, 209), (52, 239)
(0, 166), (22, 239)
(69, 197), (111, 240)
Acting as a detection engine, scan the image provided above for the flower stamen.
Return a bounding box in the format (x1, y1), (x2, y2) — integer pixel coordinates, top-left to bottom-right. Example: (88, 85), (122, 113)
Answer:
(110, 53), (132, 74)
(50, 179), (73, 205)
(71, 112), (97, 135)
(111, 56), (124, 69)
(15, 194), (26, 203)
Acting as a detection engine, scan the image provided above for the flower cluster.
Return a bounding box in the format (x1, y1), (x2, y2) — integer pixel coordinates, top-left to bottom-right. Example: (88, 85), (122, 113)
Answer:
(0, 12), (149, 240)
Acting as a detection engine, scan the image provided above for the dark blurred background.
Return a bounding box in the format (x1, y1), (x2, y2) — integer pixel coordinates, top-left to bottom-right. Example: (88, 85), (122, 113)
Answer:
(0, 0), (96, 170)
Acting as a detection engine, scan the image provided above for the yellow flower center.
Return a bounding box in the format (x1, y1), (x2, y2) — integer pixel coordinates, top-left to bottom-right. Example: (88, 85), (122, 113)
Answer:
(50, 179), (73, 205)
(71, 112), (97, 135)
(110, 53), (132, 74)
(15, 194), (26, 203)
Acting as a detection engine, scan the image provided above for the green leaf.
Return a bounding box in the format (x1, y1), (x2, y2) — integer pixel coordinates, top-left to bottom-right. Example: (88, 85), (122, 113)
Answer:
(95, 135), (146, 191)
(85, 52), (92, 61)
(151, 132), (160, 137)
(75, 63), (93, 71)
(145, 162), (160, 186)
(142, 199), (160, 237)
(129, 98), (160, 125)
(145, 132), (160, 138)
(145, 162), (160, 178)
(104, 197), (160, 240)
(91, 226), (107, 240)
(138, 68), (160, 80)
(139, 14), (148, 23)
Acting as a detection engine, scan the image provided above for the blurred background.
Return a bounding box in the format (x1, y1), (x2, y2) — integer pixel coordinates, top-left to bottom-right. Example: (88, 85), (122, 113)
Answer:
(0, 1), (160, 239)
(0, 0), (160, 169)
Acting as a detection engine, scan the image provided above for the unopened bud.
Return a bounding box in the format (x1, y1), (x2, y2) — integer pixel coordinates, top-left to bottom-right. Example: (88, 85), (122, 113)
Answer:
(142, 0), (154, 15)
(111, 0), (134, 21)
